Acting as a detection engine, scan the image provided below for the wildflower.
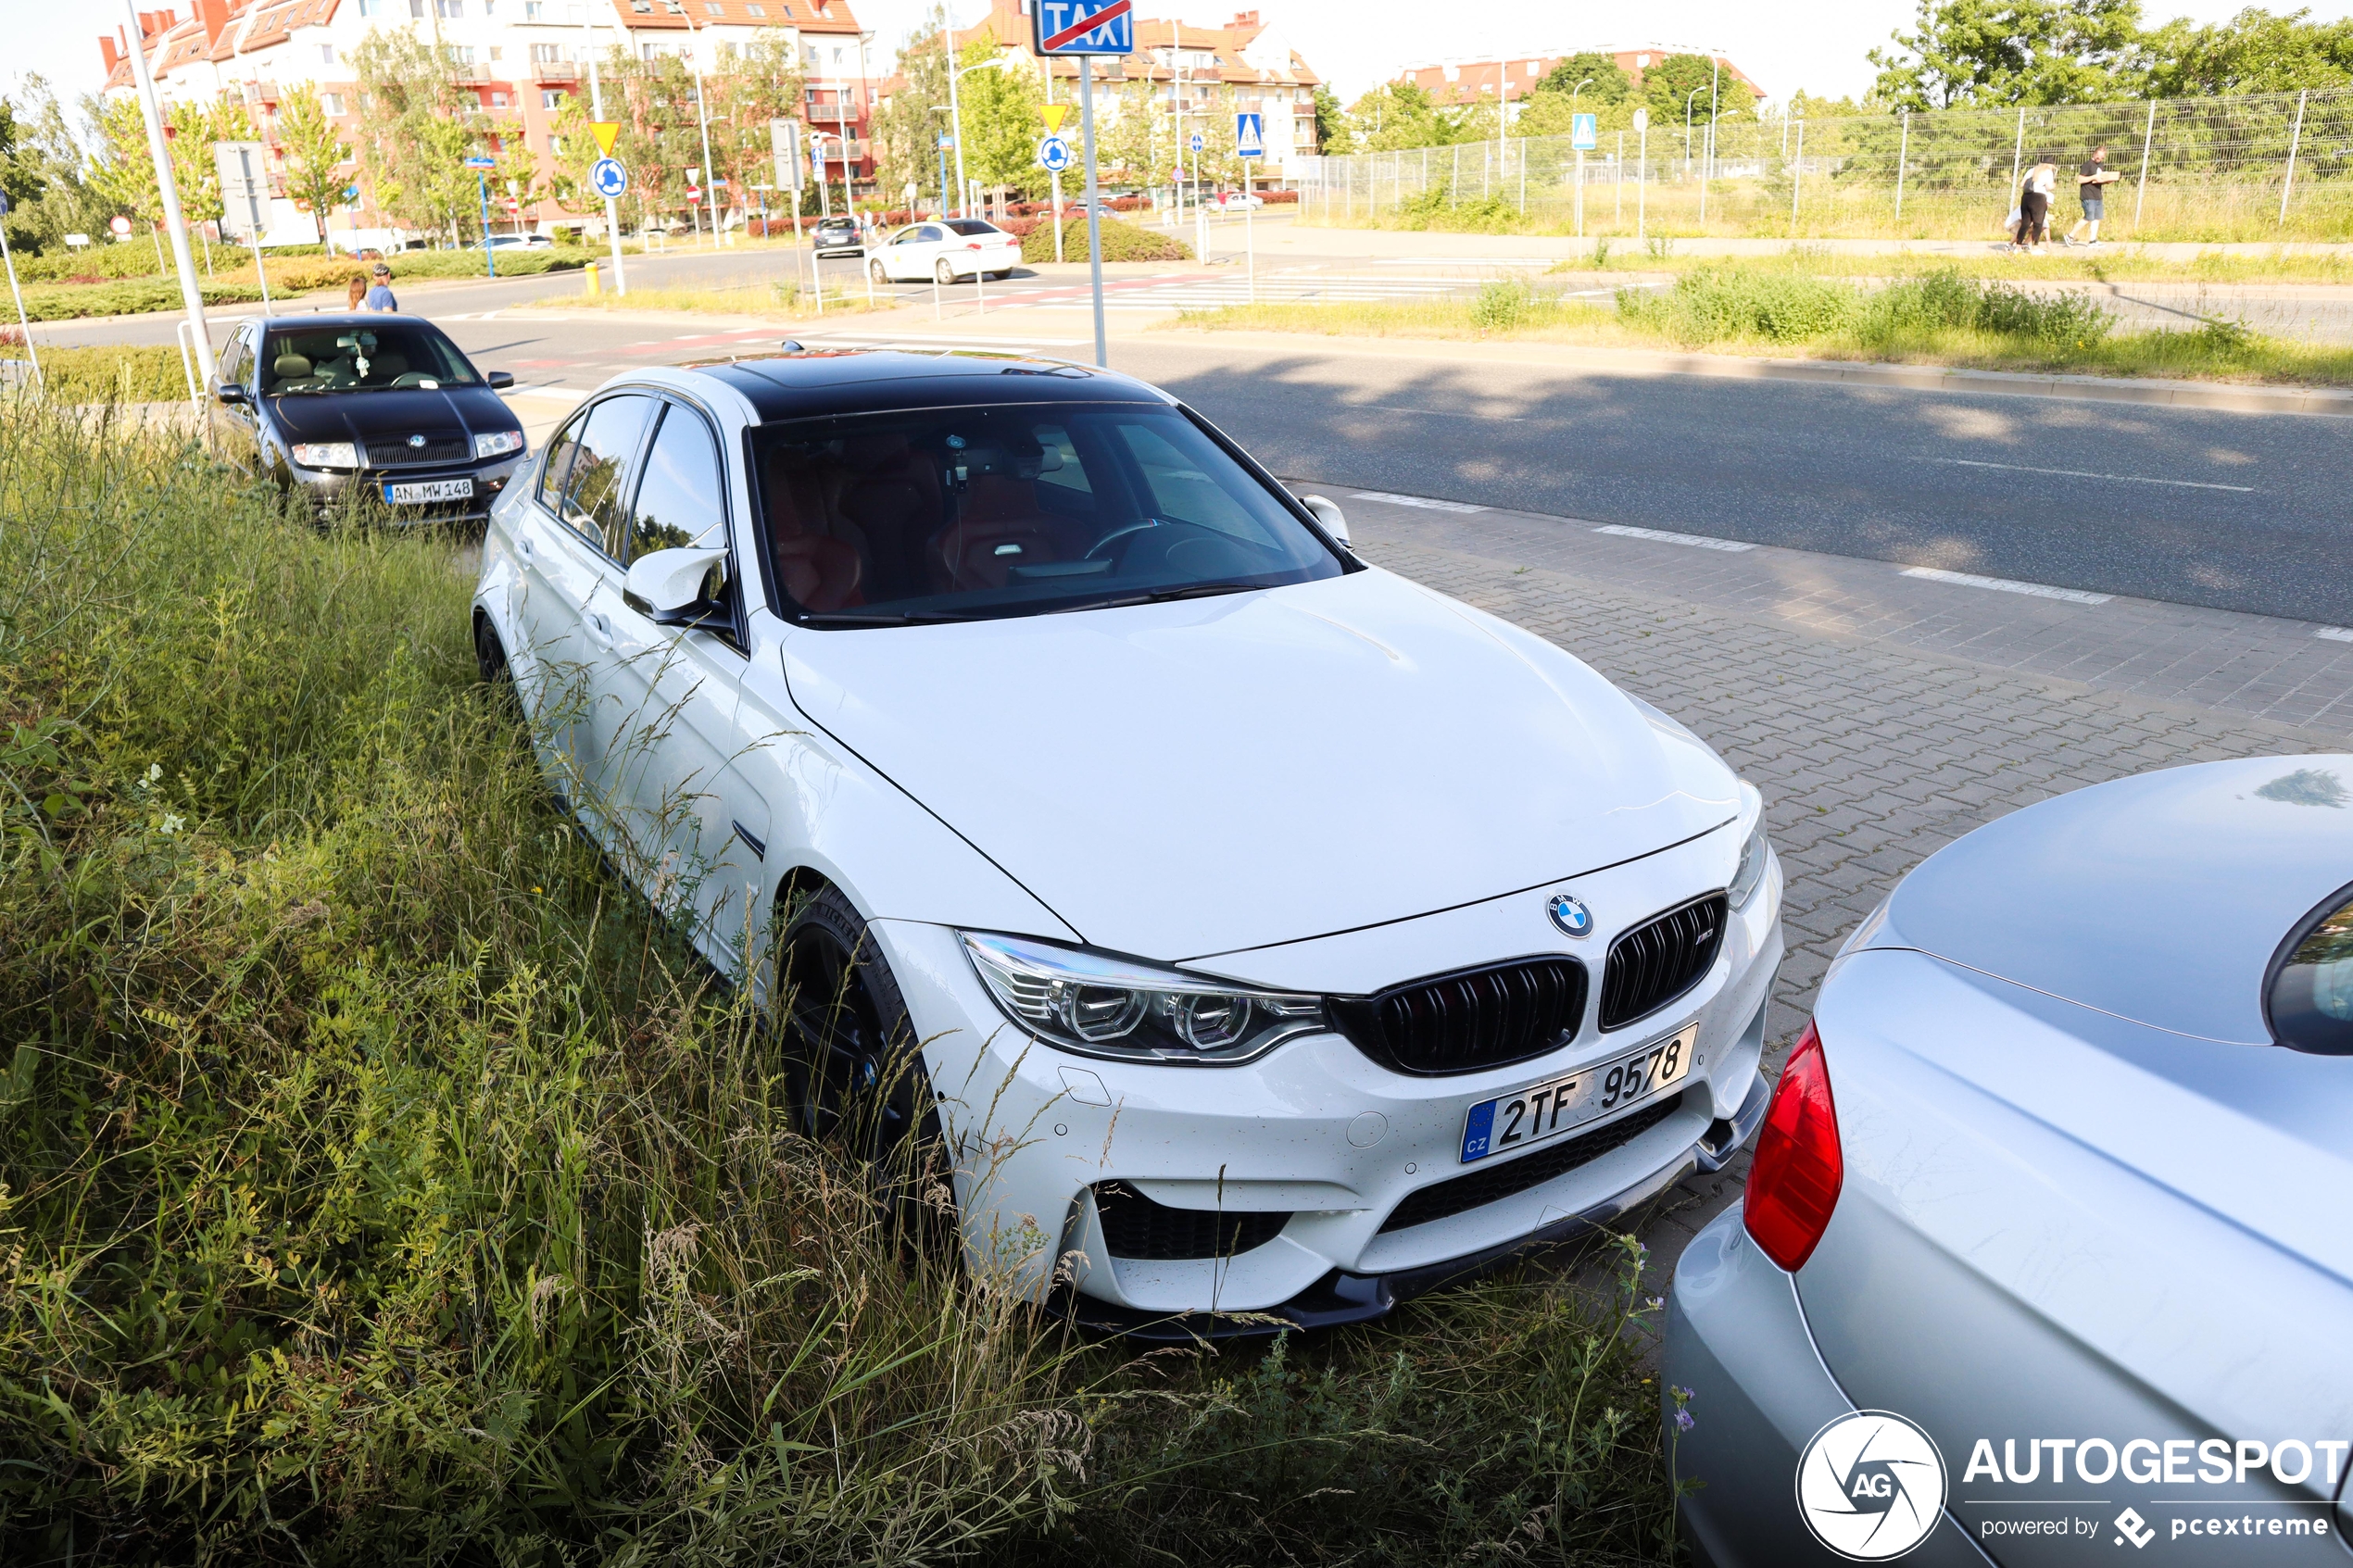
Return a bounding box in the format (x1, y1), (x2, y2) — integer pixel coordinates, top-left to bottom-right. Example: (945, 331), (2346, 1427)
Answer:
(158, 813), (184, 834)
(1646, 1295), (1665, 1311)
(1674, 1407), (1695, 1433)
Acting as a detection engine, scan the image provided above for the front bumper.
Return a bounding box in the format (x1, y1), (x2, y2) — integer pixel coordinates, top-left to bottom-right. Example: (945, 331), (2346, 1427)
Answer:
(286, 453), (525, 523)
(1665, 1208), (1994, 1568)
(875, 823), (1783, 1323)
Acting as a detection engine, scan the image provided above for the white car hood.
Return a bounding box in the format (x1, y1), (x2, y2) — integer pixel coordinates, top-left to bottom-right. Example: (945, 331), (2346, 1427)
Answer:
(781, 567), (1740, 961)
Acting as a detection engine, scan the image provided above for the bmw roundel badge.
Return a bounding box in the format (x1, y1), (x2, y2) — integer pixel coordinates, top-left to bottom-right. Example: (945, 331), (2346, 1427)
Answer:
(1547, 893), (1593, 938)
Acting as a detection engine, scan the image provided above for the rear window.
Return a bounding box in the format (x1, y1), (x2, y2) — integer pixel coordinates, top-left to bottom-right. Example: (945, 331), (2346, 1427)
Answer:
(945, 220), (1002, 237)
(749, 401), (1343, 625)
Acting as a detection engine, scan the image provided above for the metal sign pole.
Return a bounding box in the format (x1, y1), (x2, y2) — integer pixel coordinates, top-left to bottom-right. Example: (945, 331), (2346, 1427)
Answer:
(1082, 55), (1106, 368)
(121, 0), (209, 382)
(0, 196), (39, 392)
(586, 31), (626, 293)
(233, 147), (276, 313)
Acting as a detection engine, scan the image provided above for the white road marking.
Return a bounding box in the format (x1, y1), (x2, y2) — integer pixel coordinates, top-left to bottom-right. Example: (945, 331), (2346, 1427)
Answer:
(504, 384), (587, 402)
(1593, 524), (1756, 553)
(2317, 627), (2353, 642)
(1936, 458), (2256, 493)
(1370, 257), (1554, 267)
(1350, 491), (1487, 513)
(1901, 566), (2113, 605)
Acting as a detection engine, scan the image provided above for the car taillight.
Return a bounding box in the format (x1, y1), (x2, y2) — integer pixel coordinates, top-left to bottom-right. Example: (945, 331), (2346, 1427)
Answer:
(1743, 1020), (1843, 1271)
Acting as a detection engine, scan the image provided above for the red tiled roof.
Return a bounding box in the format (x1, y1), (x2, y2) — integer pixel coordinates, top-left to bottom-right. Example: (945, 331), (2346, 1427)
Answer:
(611, 0), (864, 34)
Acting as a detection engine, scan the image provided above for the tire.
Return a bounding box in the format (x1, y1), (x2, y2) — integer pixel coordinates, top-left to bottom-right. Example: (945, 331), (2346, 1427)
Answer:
(869, 257), (887, 284)
(776, 884), (949, 1236)
(473, 611), (510, 685)
(989, 269), (1013, 282)
(935, 257), (956, 285)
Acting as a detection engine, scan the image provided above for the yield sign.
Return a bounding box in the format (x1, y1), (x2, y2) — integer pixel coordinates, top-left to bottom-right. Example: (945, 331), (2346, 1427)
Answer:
(1040, 103), (1071, 134)
(590, 120), (621, 157)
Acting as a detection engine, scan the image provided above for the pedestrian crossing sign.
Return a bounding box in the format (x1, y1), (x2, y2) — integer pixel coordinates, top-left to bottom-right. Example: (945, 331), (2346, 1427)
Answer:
(1235, 112), (1264, 158)
(1571, 113), (1597, 151)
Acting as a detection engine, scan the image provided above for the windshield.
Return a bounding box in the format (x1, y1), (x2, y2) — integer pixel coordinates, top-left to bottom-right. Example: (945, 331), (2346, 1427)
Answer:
(259, 323), (481, 395)
(749, 400), (1346, 624)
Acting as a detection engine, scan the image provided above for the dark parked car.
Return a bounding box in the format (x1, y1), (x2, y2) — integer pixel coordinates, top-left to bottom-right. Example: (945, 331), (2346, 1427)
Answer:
(209, 314), (527, 524)
(811, 216), (864, 257)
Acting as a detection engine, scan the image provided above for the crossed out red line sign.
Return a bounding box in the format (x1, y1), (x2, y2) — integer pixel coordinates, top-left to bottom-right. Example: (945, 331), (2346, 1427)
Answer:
(1040, 0), (1131, 53)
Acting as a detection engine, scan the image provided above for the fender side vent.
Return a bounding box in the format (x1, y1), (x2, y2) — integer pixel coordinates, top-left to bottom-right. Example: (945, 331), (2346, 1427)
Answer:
(1094, 1182), (1290, 1261)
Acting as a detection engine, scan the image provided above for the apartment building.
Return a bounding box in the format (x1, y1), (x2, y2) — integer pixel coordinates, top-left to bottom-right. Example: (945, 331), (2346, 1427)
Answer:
(99, 0), (872, 243)
(1393, 47), (1765, 113)
(886, 0), (1324, 186)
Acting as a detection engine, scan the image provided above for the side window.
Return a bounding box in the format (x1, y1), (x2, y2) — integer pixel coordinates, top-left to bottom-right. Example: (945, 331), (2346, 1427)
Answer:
(217, 331), (252, 390)
(537, 408), (587, 510)
(560, 394), (656, 557)
(628, 404), (727, 559)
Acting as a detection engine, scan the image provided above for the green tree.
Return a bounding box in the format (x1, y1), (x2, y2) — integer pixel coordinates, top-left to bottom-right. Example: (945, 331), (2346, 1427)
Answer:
(872, 6), (952, 211)
(276, 85), (351, 243)
(1868, 0), (2146, 108)
(2141, 6), (2353, 95)
(349, 28), (482, 241)
(1309, 83), (1344, 152)
(1342, 82), (1466, 151)
(1535, 53), (1636, 106)
(1641, 54), (1743, 124)
(956, 43), (1045, 202)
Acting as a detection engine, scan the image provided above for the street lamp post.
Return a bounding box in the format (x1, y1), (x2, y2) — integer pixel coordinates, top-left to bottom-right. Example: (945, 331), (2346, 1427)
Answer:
(940, 48), (1006, 220)
(1685, 87), (1702, 181)
(686, 20), (721, 246)
(1570, 78), (1592, 237)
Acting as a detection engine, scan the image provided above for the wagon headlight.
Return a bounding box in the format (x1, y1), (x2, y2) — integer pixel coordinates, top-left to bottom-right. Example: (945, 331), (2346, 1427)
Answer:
(961, 932), (1326, 1065)
(1729, 820), (1773, 911)
(474, 430), (526, 459)
(291, 442), (358, 469)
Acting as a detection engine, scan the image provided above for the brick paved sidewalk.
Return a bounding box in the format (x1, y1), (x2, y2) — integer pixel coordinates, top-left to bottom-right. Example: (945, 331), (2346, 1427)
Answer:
(1361, 527), (2352, 1288)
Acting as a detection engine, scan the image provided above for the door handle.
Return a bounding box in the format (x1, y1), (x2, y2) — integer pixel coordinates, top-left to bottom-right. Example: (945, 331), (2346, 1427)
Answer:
(583, 610), (614, 645)
(517, 533), (535, 560)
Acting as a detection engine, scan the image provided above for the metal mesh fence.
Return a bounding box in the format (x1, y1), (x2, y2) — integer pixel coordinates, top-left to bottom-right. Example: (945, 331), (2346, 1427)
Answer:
(1292, 86), (2353, 242)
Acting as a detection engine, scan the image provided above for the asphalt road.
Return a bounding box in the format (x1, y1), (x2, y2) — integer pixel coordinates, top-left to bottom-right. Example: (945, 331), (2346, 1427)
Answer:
(1111, 338), (2353, 626)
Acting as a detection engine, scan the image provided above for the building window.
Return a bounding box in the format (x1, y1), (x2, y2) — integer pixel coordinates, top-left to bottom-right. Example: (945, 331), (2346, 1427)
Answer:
(488, 44), (503, 58)
(490, 90), (509, 106)
(357, 0), (382, 13)
(531, 42), (561, 59)
(704, 0), (721, 11)
(746, 1), (762, 11)
(322, 91), (345, 114)
(438, 0), (463, 16)
(320, 44), (335, 63)
(542, 89), (563, 107)
(523, 0), (544, 14)
(409, 0), (426, 15)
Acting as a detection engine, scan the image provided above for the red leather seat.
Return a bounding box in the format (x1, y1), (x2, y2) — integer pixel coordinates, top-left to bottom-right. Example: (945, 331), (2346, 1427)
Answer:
(763, 453), (863, 612)
(929, 475), (1065, 591)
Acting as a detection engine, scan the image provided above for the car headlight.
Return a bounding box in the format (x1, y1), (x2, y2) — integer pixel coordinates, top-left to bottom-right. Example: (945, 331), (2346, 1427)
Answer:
(290, 442), (358, 469)
(961, 932), (1326, 1066)
(474, 430), (526, 459)
(1729, 819), (1773, 911)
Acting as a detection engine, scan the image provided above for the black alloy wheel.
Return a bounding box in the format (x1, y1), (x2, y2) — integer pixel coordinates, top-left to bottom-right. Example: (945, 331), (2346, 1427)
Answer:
(776, 884), (949, 1237)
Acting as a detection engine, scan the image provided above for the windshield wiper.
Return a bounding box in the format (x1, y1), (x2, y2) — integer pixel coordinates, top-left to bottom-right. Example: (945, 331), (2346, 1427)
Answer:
(1066, 581), (1265, 612)
(796, 607), (979, 626)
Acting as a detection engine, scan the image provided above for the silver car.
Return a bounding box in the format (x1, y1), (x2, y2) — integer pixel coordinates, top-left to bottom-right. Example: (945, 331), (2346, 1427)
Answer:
(1666, 756), (2353, 1565)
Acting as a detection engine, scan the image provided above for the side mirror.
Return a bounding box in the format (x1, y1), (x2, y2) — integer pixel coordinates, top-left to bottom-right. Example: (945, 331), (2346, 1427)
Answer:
(215, 382), (248, 405)
(623, 546), (729, 627)
(1300, 494), (1351, 546)
(485, 370), (514, 389)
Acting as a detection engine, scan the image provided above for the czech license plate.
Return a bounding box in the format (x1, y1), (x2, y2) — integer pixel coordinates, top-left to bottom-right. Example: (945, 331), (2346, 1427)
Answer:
(1459, 1022), (1698, 1164)
(384, 478), (472, 504)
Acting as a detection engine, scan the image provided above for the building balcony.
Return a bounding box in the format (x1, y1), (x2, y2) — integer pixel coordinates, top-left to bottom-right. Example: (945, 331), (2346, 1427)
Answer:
(532, 60), (578, 82)
(802, 103), (862, 122)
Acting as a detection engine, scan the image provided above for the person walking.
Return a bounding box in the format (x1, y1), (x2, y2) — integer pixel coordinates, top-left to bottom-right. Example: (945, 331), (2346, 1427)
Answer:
(2065, 146), (2120, 246)
(2012, 157), (2057, 253)
(345, 272), (368, 309)
(361, 263), (398, 312)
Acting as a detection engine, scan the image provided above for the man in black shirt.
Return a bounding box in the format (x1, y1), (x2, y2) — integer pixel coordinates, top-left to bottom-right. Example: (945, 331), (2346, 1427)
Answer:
(2065, 146), (2119, 246)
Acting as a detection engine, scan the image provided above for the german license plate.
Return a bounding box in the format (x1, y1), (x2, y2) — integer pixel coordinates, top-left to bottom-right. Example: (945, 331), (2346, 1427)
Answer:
(1459, 1022), (1699, 1164)
(383, 478), (472, 504)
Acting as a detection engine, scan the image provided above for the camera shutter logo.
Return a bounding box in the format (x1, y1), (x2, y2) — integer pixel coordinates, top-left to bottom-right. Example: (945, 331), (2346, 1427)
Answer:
(1794, 1410), (1947, 1561)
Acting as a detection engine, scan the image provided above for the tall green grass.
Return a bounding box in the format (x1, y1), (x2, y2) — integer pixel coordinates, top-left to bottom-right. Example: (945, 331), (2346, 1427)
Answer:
(0, 402), (1683, 1563)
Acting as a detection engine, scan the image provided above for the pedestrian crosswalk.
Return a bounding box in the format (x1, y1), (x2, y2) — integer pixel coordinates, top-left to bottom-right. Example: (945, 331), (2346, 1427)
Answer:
(997, 270), (1538, 311)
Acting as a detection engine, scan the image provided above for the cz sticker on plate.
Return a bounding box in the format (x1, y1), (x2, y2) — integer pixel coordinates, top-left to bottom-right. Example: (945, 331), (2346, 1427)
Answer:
(1459, 1021), (1698, 1164)
(384, 478), (473, 504)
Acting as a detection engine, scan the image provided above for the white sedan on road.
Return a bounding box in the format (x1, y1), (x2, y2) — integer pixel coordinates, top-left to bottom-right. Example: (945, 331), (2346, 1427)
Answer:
(867, 218), (1023, 283)
(471, 349), (1782, 1335)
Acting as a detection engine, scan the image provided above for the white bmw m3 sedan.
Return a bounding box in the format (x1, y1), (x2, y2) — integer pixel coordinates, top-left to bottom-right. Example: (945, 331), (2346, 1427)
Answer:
(471, 348), (1783, 1333)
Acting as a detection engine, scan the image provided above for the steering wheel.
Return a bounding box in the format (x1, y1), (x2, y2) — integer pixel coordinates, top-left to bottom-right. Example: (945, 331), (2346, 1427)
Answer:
(1083, 520), (1164, 561)
(389, 371), (439, 388)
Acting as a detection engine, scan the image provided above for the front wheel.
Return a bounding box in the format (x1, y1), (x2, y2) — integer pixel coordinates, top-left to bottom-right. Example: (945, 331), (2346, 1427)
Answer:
(775, 884), (949, 1236)
(869, 257), (887, 284)
(934, 257), (957, 285)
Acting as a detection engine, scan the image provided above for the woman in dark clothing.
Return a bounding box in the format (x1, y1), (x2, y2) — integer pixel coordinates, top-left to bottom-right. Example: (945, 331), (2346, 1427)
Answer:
(2013, 158), (2057, 252)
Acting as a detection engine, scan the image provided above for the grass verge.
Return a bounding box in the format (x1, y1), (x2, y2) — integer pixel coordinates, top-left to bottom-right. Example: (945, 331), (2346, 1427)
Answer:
(1, 342), (193, 403)
(0, 399), (1684, 1564)
(1166, 269), (2353, 386)
(540, 277), (900, 320)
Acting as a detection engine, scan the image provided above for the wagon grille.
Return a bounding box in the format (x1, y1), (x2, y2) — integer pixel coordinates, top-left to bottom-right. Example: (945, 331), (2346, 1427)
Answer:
(1599, 895), (1727, 1032)
(1327, 958), (1589, 1077)
(1377, 1091), (1687, 1234)
(366, 433), (469, 468)
(1092, 1182), (1290, 1261)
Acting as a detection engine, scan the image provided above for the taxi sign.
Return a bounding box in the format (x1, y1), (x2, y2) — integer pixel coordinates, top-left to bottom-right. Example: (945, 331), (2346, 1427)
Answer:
(1033, 0), (1132, 56)
(590, 157), (628, 198)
